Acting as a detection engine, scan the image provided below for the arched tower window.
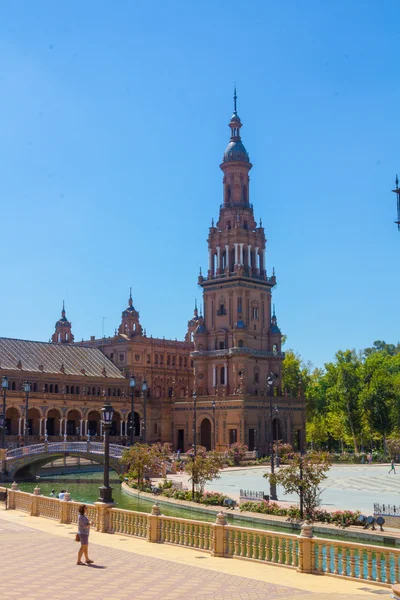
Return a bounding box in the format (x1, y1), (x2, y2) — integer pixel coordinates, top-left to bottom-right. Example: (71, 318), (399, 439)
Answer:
(220, 366), (225, 385)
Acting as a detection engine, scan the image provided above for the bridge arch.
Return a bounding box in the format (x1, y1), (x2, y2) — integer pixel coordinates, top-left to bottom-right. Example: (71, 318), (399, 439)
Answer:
(45, 408), (62, 436)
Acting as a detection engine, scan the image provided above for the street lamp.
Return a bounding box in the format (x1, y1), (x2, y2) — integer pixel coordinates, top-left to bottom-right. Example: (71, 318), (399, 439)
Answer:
(211, 398), (216, 450)
(1, 376), (9, 449)
(129, 374), (136, 446)
(98, 400), (114, 503)
(141, 379), (148, 443)
(192, 390), (198, 501)
(22, 381), (31, 445)
(267, 373), (278, 501)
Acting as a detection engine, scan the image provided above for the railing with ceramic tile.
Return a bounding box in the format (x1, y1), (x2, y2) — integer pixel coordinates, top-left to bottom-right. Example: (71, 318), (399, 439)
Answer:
(225, 525), (299, 566)
(13, 490), (32, 513)
(108, 508), (148, 538)
(157, 516), (213, 551)
(36, 496), (61, 520)
(312, 538), (400, 585)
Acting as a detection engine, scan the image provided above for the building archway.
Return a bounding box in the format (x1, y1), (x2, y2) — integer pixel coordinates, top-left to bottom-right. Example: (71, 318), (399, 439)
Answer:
(28, 408), (41, 436)
(67, 409), (81, 436)
(200, 418), (212, 451)
(111, 411), (122, 436)
(6, 407), (20, 435)
(46, 408), (62, 436)
(127, 412), (141, 437)
(87, 410), (101, 436)
(272, 417), (282, 441)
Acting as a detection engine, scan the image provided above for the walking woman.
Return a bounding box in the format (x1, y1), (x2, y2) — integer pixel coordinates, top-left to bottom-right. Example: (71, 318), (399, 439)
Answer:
(77, 505), (94, 565)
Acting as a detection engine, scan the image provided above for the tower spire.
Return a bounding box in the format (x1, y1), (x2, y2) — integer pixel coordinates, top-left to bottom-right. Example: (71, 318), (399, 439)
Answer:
(233, 84), (237, 114)
(129, 287), (133, 307)
(62, 300), (65, 317)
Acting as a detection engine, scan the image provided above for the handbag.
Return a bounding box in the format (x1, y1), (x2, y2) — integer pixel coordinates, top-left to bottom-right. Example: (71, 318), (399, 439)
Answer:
(75, 533), (80, 542)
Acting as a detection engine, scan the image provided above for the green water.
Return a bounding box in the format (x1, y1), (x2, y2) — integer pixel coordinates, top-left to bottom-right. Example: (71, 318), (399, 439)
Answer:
(4, 472), (396, 546)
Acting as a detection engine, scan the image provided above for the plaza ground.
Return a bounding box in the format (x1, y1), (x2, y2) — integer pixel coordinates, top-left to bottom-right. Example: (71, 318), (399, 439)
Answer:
(0, 506), (390, 600)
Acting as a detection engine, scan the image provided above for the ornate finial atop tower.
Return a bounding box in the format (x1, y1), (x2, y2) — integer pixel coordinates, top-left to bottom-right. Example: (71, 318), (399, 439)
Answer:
(233, 84), (237, 114)
(396, 174), (399, 189)
(62, 300), (65, 318)
(194, 299), (198, 318)
(222, 89), (249, 164)
(129, 287), (133, 307)
(211, 217), (214, 227)
(273, 303), (276, 318)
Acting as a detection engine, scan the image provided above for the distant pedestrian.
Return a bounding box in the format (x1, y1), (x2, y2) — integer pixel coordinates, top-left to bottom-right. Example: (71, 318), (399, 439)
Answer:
(367, 453), (372, 465)
(177, 449), (181, 459)
(58, 489), (65, 500)
(389, 459), (396, 474)
(76, 504), (94, 565)
(50, 489), (56, 497)
(179, 462), (184, 474)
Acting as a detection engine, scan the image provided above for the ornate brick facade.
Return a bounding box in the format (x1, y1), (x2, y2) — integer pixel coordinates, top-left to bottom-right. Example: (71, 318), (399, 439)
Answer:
(0, 96), (305, 453)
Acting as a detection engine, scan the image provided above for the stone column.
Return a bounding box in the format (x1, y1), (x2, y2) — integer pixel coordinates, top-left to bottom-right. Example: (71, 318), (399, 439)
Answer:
(212, 366), (216, 388)
(297, 522), (313, 573)
(39, 418), (42, 436)
(59, 418), (63, 437)
(239, 243), (244, 265)
(224, 363), (228, 386)
(263, 248), (266, 272)
(234, 243), (238, 265)
(255, 247), (259, 270)
(208, 248), (212, 272)
(148, 503), (161, 543)
(216, 246), (221, 271)
(120, 420), (123, 436)
(247, 244), (251, 267)
(84, 420), (88, 436)
(79, 419), (83, 437)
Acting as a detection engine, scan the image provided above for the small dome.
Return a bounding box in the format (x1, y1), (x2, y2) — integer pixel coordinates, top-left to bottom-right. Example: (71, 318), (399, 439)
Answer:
(230, 113), (241, 123)
(236, 319), (246, 329)
(270, 323), (281, 334)
(223, 140), (249, 163)
(55, 316), (69, 326)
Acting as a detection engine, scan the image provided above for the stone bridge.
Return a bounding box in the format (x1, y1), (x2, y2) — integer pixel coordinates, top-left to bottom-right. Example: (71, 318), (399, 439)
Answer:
(0, 442), (127, 481)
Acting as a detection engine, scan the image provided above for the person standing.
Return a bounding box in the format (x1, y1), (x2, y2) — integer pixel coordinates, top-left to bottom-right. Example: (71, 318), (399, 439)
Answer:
(77, 505), (94, 565)
(389, 459), (396, 474)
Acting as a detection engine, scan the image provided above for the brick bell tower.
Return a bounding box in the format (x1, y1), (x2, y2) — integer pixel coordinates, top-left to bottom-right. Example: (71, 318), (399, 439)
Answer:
(191, 91), (296, 453)
(52, 301), (74, 344)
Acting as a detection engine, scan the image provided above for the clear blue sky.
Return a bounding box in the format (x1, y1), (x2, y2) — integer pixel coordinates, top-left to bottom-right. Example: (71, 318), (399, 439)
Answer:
(0, 0), (399, 369)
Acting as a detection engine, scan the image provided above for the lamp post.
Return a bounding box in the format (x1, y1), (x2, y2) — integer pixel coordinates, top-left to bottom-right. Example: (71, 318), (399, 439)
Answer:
(129, 374), (136, 446)
(23, 381), (31, 445)
(98, 400), (114, 503)
(141, 379), (148, 443)
(267, 373), (278, 501)
(1, 376), (8, 449)
(192, 390), (197, 501)
(212, 398), (216, 450)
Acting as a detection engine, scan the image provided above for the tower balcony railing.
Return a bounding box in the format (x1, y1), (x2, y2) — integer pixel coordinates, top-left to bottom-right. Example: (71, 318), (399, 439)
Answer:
(219, 202), (253, 211)
(191, 348), (285, 359)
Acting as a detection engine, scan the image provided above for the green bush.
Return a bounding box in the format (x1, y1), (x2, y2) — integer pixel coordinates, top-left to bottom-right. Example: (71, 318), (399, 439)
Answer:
(239, 501), (360, 527)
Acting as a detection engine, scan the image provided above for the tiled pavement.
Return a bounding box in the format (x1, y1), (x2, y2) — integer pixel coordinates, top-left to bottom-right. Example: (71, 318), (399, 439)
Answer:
(0, 513), (390, 600)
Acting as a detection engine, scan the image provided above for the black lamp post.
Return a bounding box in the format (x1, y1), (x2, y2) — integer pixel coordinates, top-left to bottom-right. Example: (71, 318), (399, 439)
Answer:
(98, 400), (114, 503)
(1, 376), (8, 449)
(23, 381), (31, 445)
(267, 373), (278, 501)
(141, 379), (148, 443)
(129, 374), (136, 446)
(192, 390), (197, 500)
(212, 398), (216, 450)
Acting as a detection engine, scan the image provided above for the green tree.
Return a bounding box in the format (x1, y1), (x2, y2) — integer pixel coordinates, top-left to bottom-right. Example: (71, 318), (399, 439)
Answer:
(120, 442), (171, 489)
(264, 451), (331, 519)
(185, 448), (225, 495)
(282, 350), (311, 397)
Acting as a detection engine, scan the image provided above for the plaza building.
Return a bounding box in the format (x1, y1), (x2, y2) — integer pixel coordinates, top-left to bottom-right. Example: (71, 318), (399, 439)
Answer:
(0, 96), (305, 453)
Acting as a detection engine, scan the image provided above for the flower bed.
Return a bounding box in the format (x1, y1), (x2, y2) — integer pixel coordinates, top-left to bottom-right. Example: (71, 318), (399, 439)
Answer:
(127, 478), (232, 506)
(239, 500), (360, 527)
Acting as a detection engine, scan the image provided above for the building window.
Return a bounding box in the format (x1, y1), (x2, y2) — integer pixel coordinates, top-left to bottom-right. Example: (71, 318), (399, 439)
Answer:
(110, 353), (114, 359)
(219, 341), (225, 350)
(184, 357), (187, 367)
(160, 355), (164, 365)
(172, 355), (176, 366)
(147, 355), (150, 364)
(252, 307), (259, 320)
(167, 355), (170, 366)
(49, 384), (53, 393)
(179, 356), (182, 367)
(155, 354), (158, 364)
(65, 333), (69, 342)
(220, 367), (225, 385)
(66, 385), (70, 394)
(237, 297), (242, 313)
(76, 386), (80, 394)
(254, 369), (259, 384)
(55, 384), (59, 393)
(119, 353), (124, 362)
(238, 339), (244, 348)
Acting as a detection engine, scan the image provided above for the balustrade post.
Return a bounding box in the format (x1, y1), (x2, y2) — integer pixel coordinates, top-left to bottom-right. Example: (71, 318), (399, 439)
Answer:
(297, 521), (313, 574)
(30, 487), (41, 516)
(212, 511), (227, 557)
(94, 502), (114, 533)
(60, 498), (69, 524)
(8, 481), (18, 509)
(148, 503), (161, 543)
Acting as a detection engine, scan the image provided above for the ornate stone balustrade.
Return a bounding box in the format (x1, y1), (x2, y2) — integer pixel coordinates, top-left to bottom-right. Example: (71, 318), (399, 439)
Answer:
(3, 485), (398, 588)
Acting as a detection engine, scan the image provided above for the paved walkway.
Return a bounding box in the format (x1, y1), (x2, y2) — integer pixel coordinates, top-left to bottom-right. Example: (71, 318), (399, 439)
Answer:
(0, 508), (390, 600)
